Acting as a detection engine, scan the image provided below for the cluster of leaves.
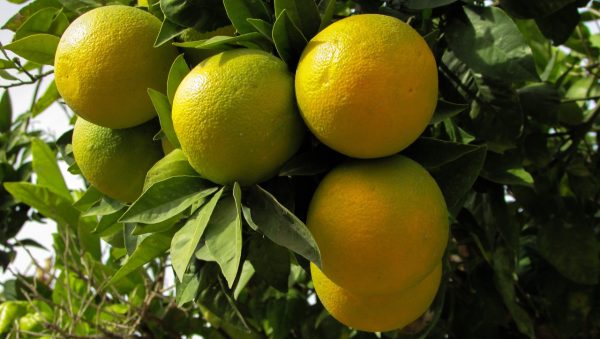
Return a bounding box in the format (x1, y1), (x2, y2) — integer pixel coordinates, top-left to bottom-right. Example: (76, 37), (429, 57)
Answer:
(1, 0), (600, 338)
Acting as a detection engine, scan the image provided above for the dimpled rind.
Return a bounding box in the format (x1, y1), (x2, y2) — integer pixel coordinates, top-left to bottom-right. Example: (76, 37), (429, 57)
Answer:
(311, 262), (442, 332)
(295, 14), (438, 158)
(307, 155), (448, 295)
(172, 49), (305, 185)
(55, 6), (178, 129)
(72, 118), (163, 202)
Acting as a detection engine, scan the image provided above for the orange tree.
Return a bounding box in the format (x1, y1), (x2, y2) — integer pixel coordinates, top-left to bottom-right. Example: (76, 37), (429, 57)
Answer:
(0, 0), (599, 338)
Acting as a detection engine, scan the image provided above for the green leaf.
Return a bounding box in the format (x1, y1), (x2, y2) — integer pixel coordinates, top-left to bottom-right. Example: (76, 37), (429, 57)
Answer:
(82, 197), (125, 217)
(272, 9), (307, 68)
(446, 6), (539, 82)
(499, 0), (579, 19)
(0, 301), (28, 334)
(274, 0), (320, 39)
(73, 186), (102, 212)
(538, 222), (600, 285)
(31, 138), (70, 200)
(14, 8), (69, 41)
(223, 0), (271, 34)
(154, 18), (186, 47)
(167, 54), (190, 105)
(2, 0), (62, 32)
(247, 235), (290, 292)
(176, 270), (201, 306)
(4, 182), (79, 226)
(174, 32), (264, 49)
(0, 70), (17, 81)
(430, 99), (469, 124)
(279, 147), (341, 177)
(144, 149), (198, 191)
(160, 0), (229, 31)
(247, 18), (273, 41)
(94, 207), (126, 235)
(132, 215), (179, 235)
(0, 90), (12, 133)
(242, 185), (321, 266)
(148, 88), (180, 148)
(0, 59), (16, 69)
(205, 194), (243, 288)
(482, 168), (534, 187)
(535, 3), (580, 45)
(404, 0), (457, 9)
(318, 0), (336, 31)
(233, 260), (254, 299)
(171, 187), (224, 280)
(31, 80), (59, 117)
(492, 247), (535, 338)
(109, 229), (175, 284)
(4, 33), (59, 65)
(121, 176), (217, 224)
(404, 138), (487, 216)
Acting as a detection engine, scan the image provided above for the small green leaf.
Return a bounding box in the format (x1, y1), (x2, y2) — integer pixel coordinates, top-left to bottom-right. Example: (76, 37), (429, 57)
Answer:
(171, 187), (224, 280)
(233, 260), (254, 299)
(242, 185), (321, 266)
(176, 271), (201, 306)
(4, 33), (59, 65)
(318, 0), (336, 31)
(0, 301), (28, 334)
(0, 70), (17, 81)
(109, 229), (175, 284)
(4, 182), (79, 226)
(73, 187), (102, 212)
(446, 6), (539, 82)
(160, 0), (229, 31)
(144, 149), (198, 191)
(147, 88), (180, 148)
(272, 9), (307, 68)
(82, 197), (125, 217)
(482, 168), (534, 187)
(31, 80), (59, 117)
(154, 18), (186, 47)
(174, 32), (264, 49)
(93, 207), (127, 235)
(404, 138), (487, 216)
(430, 99), (469, 124)
(31, 138), (70, 200)
(132, 215), (179, 235)
(2, 0), (62, 32)
(0, 59), (16, 69)
(205, 195), (243, 288)
(247, 235), (290, 292)
(167, 54), (190, 105)
(274, 0), (320, 39)
(535, 3), (580, 45)
(14, 8), (69, 41)
(223, 0), (271, 34)
(0, 90), (12, 133)
(121, 176), (217, 224)
(247, 18), (273, 41)
(499, 0), (579, 19)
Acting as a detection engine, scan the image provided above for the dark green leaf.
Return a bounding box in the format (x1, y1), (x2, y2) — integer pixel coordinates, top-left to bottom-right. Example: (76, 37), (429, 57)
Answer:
(205, 195), (243, 288)
(517, 83), (561, 124)
(279, 146), (342, 177)
(93, 207), (126, 235)
(13, 8), (69, 41)
(120, 176), (217, 224)
(318, 0), (336, 31)
(0, 90), (12, 133)
(174, 32), (264, 49)
(446, 6), (539, 82)
(492, 247), (535, 338)
(171, 187), (224, 280)
(31, 80), (60, 117)
(2, 0), (62, 32)
(0, 59), (16, 69)
(167, 54), (190, 105)
(233, 260), (254, 299)
(404, 0), (457, 10)
(109, 229), (175, 284)
(274, 0), (320, 39)
(481, 168), (534, 187)
(4, 182), (79, 226)
(82, 197), (125, 217)
(148, 88), (180, 148)
(535, 3), (580, 45)
(247, 18), (273, 41)
(538, 222), (600, 285)
(31, 138), (71, 200)
(4, 33), (59, 65)
(144, 149), (198, 191)
(404, 138), (487, 216)
(154, 18), (186, 47)
(223, 0), (271, 34)
(73, 186), (102, 212)
(242, 185), (321, 266)
(272, 9), (307, 68)
(160, 0), (229, 31)
(248, 235), (290, 292)
(430, 99), (469, 124)
(500, 0), (579, 19)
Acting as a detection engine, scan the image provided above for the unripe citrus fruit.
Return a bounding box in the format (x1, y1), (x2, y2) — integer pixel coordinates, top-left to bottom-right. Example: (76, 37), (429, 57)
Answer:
(307, 155), (448, 295)
(295, 14), (438, 158)
(172, 49), (304, 185)
(55, 6), (178, 129)
(311, 262), (442, 332)
(72, 118), (163, 202)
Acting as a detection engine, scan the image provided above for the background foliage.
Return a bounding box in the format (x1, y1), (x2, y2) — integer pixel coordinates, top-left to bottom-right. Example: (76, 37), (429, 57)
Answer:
(0, 0), (600, 338)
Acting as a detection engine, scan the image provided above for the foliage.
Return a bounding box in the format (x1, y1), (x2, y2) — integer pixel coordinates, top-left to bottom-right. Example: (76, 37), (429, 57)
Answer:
(0, 0), (600, 338)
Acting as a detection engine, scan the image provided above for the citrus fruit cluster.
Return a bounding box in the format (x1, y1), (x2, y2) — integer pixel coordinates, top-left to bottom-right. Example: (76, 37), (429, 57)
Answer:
(296, 15), (448, 332)
(54, 4), (447, 332)
(54, 5), (176, 202)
